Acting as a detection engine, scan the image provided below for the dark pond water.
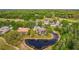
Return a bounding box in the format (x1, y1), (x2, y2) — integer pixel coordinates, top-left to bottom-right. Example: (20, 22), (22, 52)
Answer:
(25, 32), (59, 50)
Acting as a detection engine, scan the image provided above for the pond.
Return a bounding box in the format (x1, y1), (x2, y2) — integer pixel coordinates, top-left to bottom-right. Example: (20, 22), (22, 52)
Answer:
(25, 32), (59, 50)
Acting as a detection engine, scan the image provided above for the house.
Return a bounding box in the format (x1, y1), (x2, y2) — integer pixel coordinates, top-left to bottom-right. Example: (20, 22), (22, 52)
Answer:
(44, 19), (49, 25)
(50, 20), (60, 27)
(33, 26), (46, 35)
(17, 27), (30, 34)
(0, 26), (11, 35)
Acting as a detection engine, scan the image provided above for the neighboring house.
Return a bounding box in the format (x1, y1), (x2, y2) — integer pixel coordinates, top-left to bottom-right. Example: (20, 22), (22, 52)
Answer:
(33, 26), (46, 35)
(17, 27), (30, 34)
(44, 19), (49, 25)
(50, 20), (60, 27)
(44, 18), (60, 27)
(0, 26), (11, 35)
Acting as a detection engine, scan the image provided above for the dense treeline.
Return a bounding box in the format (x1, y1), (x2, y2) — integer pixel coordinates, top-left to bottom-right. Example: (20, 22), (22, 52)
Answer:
(0, 10), (79, 20)
(0, 20), (36, 29)
(52, 21), (79, 50)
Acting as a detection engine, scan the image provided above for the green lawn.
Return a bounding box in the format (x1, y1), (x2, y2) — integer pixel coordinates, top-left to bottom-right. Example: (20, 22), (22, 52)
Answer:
(0, 37), (17, 50)
(23, 33), (53, 40)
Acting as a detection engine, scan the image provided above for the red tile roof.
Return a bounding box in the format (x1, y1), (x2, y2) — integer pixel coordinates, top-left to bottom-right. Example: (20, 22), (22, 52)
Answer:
(17, 27), (30, 33)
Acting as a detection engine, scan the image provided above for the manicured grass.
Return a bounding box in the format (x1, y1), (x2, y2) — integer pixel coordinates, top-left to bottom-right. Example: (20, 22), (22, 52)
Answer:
(59, 18), (79, 23)
(0, 18), (24, 22)
(0, 37), (16, 50)
(23, 33), (53, 40)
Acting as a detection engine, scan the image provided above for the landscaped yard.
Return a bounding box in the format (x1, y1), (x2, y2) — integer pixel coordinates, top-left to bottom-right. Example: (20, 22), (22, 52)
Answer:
(0, 37), (17, 50)
(23, 33), (53, 40)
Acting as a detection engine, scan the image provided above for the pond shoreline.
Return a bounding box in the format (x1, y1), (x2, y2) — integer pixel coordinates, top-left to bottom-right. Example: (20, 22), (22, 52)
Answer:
(24, 31), (60, 50)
